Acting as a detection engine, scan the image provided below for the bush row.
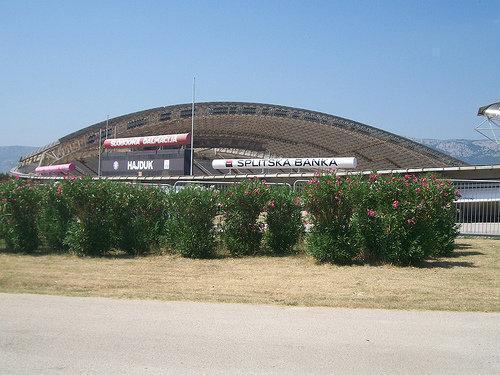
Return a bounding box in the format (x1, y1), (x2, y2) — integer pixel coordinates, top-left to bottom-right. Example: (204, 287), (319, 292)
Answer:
(0, 174), (458, 265)
(0, 178), (303, 258)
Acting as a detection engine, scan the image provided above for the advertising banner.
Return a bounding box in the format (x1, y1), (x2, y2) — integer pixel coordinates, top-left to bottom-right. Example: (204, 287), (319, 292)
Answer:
(101, 149), (191, 176)
(35, 163), (76, 175)
(103, 133), (191, 149)
(212, 157), (357, 170)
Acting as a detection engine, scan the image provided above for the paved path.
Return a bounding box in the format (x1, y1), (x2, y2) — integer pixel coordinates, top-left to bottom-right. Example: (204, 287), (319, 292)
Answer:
(0, 293), (498, 374)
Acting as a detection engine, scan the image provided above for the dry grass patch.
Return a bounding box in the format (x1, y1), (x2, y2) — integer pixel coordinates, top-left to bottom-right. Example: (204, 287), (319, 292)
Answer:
(0, 238), (498, 311)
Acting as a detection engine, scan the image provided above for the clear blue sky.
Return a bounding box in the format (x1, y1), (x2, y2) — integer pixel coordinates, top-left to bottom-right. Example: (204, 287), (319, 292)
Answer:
(0, 0), (498, 146)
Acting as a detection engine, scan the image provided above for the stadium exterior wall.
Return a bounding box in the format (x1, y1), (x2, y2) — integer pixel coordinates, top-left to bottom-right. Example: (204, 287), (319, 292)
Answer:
(16, 101), (466, 175)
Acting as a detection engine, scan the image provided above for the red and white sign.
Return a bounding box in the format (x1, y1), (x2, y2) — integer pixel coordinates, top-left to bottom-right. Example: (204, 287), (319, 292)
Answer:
(35, 163), (76, 175)
(212, 157), (357, 170)
(103, 133), (191, 149)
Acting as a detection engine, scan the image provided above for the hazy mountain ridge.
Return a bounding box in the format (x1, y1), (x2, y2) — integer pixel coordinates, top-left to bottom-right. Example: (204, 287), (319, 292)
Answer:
(414, 139), (498, 165)
(0, 146), (38, 173)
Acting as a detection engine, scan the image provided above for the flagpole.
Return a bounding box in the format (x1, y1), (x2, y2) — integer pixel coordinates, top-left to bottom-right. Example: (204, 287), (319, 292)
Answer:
(190, 77), (196, 176)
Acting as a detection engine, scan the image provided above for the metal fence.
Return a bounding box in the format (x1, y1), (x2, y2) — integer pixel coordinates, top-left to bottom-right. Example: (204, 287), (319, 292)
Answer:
(172, 180), (291, 191)
(453, 180), (500, 236)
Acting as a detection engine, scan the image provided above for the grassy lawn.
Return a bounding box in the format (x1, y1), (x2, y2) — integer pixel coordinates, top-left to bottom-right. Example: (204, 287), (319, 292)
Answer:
(0, 238), (498, 312)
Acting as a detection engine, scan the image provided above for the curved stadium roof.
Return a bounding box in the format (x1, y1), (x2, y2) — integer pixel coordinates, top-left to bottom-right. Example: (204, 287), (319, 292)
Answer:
(17, 102), (466, 175)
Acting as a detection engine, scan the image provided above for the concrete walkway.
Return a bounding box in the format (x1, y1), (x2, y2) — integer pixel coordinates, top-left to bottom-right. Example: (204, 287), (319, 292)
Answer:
(0, 293), (498, 374)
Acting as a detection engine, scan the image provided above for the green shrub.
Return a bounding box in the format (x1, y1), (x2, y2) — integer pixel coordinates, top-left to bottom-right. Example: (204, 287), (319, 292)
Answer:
(114, 184), (170, 256)
(419, 177), (459, 257)
(167, 186), (219, 258)
(0, 179), (40, 252)
(37, 183), (72, 251)
(62, 178), (117, 256)
(222, 179), (269, 256)
(302, 175), (359, 264)
(360, 174), (458, 264)
(264, 187), (303, 255)
(303, 173), (459, 265)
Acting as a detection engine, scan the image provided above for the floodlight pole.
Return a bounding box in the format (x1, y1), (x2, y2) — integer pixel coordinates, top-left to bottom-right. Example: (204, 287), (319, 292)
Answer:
(190, 77), (196, 176)
(97, 129), (102, 178)
(97, 115), (109, 178)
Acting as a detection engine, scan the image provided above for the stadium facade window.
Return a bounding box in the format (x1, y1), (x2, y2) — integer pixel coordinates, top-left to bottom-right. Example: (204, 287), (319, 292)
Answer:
(159, 112), (171, 121)
(242, 107), (256, 114)
(261, 108), (271, 115)
(304, 115), (319, 123)
(127, 118), (147, 129)
(211, 107), (228, 115)
(180, 109), (193, 118)
(87, 134), (96, 144)
(274, 109), (287, 117)
(101, 128), (113, 138)
(291, 113), (300, 119)
(228, 106), (238, 114)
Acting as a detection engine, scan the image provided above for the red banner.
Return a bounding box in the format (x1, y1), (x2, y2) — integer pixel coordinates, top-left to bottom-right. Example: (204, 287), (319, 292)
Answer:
(103, 133), (191, 149)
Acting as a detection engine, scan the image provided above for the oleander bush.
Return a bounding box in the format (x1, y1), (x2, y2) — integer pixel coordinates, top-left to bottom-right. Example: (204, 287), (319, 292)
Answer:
(62, 178), (118, 256)
(37, 183), (72, 251)
(0, 179), (40, 252)
(114, 184), (170, 256)
(302, 175), (360, 264)
(303, 173), (459, 265)
(167, 186), (219, 258)
(264, 186), (303, 255)
(222, 179), (269, 256)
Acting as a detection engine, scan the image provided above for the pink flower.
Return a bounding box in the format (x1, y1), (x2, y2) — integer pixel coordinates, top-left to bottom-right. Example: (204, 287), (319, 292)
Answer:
(406, 218), (416, 225)
(367, 209), (377, 217)
(415, 188), (421, 194)
(392, 200), (399, 209)
(56, 185), (63, 197)
(269, 200), (276, 209)
(404, 174), (411, 180)
(369, 174), (378, 182)
(253, 188), (260, 194)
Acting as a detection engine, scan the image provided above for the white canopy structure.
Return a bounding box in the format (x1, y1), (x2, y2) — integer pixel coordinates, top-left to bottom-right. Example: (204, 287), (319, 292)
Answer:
(476, 102), (500, 144)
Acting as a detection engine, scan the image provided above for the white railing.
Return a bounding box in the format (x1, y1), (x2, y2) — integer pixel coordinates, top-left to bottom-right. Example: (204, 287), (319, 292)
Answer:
(453, 180), (500, 236)
(173, 180), (291, 192)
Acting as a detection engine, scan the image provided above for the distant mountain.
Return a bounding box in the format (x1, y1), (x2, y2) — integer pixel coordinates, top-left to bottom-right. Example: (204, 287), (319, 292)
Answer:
(0, 146), (37, 173)
(414, 139), (498, 165)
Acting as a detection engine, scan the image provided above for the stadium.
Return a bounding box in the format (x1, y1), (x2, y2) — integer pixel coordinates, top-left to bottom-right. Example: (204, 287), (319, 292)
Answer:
(15, 101), (472, 179)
